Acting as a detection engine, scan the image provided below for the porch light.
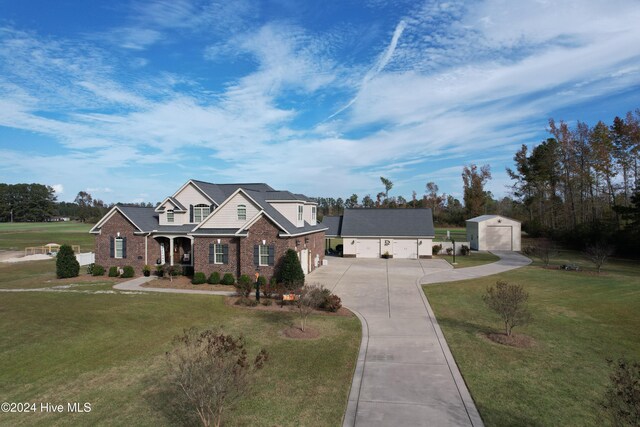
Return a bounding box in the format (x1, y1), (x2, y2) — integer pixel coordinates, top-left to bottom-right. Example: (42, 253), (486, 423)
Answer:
(305, 237), (309, 243)
(351, 240), (355, 244)
(418, 241), (422, 245)
(262, 239), (266, 245)
(217, 239), (221, 244)
(117, 232), (120, 237)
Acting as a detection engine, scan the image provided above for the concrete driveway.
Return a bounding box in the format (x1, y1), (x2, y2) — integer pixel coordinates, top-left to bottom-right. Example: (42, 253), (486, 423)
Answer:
(307, 252), (529, 427)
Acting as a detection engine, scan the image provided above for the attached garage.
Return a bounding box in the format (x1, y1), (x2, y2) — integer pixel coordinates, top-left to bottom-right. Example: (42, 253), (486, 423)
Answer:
(326, 209), (435, 259)
(466, 215), (521, 251)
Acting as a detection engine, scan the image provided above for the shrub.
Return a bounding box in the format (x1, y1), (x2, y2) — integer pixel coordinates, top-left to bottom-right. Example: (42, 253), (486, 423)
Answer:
(142, 265), (151, 277)
(165, 328), (267, 427)
(235, 296), (258, 307)
(221, 273), (235, 286)
(323, 294), (342, 312)
(192, 272), (206, 285)
(169, 266), (181, 277)
(86, 263), (95, 275)
(261, 299), (273, 306)
(432, 244), (442, 255)
(310, 285), (342, 312)
(121, 265), (135, 278)
(207, 271), (221, 284)
(460, 245), (470, 256)
(262, 277), (278, 298)
(446, 247), (453, 255)
(482, 280), (531, 337)
(584, 242), (614, 274)
(235, 274), (253, 297)
(155, 264), (165, 277)
(92, 264), (105, 276)
(291, 283), (324, 332)
(277, 248), (305, 291)
(602, 358), (640, 426)
(56, 244), (80, 279)
(108, 266), (119, 277)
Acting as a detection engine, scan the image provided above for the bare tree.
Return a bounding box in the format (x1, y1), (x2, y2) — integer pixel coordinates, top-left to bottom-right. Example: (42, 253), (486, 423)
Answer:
(291, 284), (323, 332)
(482, 280), (531, 337)
(523, 239), (558, 268)
(166, 328), (268, 427)
(584, 242), (614, 274)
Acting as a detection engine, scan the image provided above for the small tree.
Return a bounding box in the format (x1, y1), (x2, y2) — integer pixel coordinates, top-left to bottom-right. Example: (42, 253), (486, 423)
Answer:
(291, 284), (323, 332)
(523, 239), (558, 268)
(584, 242), (614, 274)
(235, 274), (252, 297)
(277, 249), (305, 291)
(602, 358), (640, 426)
(56, 244), (79, 278)
(166, 328), (268, 427)
(482, 280), (531, 337)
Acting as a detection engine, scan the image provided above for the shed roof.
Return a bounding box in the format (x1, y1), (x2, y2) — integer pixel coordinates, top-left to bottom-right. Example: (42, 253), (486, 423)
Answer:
(466, 214), (520, 223)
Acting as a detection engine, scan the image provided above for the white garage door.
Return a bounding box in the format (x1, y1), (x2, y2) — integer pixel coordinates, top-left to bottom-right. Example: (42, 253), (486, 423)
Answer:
(393, 239), (418, 259)
(356, 239), (380, 258)
(486, 226), (512, 250)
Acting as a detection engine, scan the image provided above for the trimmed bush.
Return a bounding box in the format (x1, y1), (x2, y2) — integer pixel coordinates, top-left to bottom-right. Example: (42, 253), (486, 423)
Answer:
(192, 272), (206, 285)
(142, 265), (151, 277)
(92, 264), (105, 276)
(261, 299), (273, 306)
(235, 296), (258, 307)
(446, 247), (453, 255)
(235, 274), (253, 297)
(121, 265), (135, 278)
(86, 263), (95, 275)
(221, 273), (235, 286)
(207, 271), (221, 285)
(56, 244), (80, 279)
(310, 285), (343, 312)
(460, 245), (470, 256)
(432, 244), (442, 255)
(277, 248), (305, 291)
(108, 266), (119, 277)
(323, 294), (342, 312)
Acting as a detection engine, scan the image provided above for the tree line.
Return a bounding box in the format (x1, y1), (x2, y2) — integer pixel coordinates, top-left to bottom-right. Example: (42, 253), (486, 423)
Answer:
(0, 184), (155, 223)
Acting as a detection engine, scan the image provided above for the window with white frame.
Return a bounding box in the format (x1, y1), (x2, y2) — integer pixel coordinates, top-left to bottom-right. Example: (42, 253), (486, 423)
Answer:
(259, 245), (269, 266)
(311, 206), (316, 221)
(115, 237), (124, 258)
(214, 244), (224, 264)
(194, 204), (210, 222)
(167, 210), (174, 223)
(298, 205), (303, 221)
(237, 204), (246, 220)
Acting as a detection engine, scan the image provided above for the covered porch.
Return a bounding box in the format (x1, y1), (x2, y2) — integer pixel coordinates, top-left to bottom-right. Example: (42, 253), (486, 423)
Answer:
(153, 235), (194, 266)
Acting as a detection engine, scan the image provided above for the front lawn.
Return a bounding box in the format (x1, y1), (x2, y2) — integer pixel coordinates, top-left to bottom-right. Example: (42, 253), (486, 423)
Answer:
(437, 251), (500, 268)
(0, 262), (361, 426)
(0, 222), (94, 251)
(422, 255), (640, 426)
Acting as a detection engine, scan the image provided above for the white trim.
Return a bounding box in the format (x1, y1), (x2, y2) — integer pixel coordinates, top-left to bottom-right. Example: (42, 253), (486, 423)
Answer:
(189, 233), (248, 237)
(258, 244), (269, 266)
(340, 235), (435, 239)
(279, 227), (328, 237)
(155, 196), (186, 212)
(114, 236), (124, 259)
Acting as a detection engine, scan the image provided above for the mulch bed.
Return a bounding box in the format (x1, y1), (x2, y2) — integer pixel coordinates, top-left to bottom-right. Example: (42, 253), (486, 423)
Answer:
(224, 296), (353, 317)
(480, 332), (536, 348)
(141, 276), (235, 291)
(281, 326), (321, 340)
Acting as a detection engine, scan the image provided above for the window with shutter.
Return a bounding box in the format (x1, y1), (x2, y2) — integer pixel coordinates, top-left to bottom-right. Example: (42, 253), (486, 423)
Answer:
(115, 237), (124, 258)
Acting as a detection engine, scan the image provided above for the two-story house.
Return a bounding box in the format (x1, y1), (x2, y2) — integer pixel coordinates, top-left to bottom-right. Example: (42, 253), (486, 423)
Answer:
(90, 180), (326, 279)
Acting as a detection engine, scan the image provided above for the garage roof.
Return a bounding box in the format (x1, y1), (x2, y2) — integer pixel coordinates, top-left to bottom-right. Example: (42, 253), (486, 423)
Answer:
(466, 214), (520, 223)
(321, 216), (343, 237)
(340, 208), (434, 237)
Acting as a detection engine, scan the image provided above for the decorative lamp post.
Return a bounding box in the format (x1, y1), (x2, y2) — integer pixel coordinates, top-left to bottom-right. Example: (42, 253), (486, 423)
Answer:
(255, 268), (260, 302)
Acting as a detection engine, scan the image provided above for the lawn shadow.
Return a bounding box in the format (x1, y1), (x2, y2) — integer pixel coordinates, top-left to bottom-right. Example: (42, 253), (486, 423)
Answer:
(436, 316), (493, 336)
(141, 365), (198, 427)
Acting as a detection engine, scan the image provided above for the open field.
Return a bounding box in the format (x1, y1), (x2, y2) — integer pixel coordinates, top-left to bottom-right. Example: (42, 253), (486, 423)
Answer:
(0, 222), (94, 252)
(423, 251), (640, 426)
(433, 227), (466, 242)
(0, 261), (360, 426)
(436, 251), (500, 268)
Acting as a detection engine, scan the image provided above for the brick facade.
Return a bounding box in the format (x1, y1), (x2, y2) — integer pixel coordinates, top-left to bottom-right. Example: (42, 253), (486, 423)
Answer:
(94, 211), (161, 274)
(193, 215), (325, 281)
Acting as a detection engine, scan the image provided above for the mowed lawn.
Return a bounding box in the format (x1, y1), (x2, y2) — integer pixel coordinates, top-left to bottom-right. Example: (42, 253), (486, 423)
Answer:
(436, 251), (500, 268)
(0, 262), (361, 426)
(0, 222), (95, 251)
(433, 227), (466, 242)
(423, 253), (640, 426)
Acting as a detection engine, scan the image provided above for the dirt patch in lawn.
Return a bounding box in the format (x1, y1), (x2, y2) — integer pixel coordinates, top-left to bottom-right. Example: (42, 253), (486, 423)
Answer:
(141, 276), (235, 292)
(479, 332), (536, 348)
(225, 296), (354, 317)
(281, 326), (321, 340)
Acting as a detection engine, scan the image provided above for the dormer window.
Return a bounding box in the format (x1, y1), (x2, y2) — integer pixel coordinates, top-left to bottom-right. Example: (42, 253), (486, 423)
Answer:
(167, 210), (174, 223)
(194, 204), (210, 222)
(298, 205), (303, 221)
(312, 206), (316, 221)
(237, 204), (246, 221)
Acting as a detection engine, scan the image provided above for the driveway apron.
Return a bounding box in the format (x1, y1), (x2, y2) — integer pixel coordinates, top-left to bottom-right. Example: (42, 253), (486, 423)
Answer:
(309, 257), (483, 427)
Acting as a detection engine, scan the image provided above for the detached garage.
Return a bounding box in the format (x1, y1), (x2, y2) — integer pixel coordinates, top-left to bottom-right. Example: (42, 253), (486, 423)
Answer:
(323, 209), (435, 259)
(466, 215), (521, 251)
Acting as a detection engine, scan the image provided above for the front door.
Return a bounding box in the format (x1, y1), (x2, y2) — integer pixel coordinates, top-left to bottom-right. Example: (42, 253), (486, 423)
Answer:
(300, 249), (309, 275)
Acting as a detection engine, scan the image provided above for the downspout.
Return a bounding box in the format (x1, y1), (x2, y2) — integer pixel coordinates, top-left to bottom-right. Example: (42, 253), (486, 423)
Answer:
(144, 233), (151, 265)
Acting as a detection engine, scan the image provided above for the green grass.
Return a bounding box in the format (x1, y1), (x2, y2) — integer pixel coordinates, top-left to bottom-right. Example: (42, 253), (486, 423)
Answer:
(0, 262), (360, 426)
(0, 222), (94, 251)
(423, 253), (640, 426)
(436, 251), (500, 268)
(433, 227), (466, 242)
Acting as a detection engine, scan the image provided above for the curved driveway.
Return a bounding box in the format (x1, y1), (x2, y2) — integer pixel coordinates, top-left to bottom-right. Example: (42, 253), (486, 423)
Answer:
(307, 251), (530, 427)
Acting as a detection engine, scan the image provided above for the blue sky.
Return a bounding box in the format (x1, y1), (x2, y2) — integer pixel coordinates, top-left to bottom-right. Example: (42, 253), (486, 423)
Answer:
(0, 0), (639, 204)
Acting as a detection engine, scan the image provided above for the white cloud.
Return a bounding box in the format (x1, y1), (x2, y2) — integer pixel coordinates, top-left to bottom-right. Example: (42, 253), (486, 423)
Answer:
(51, 184), (64, 195)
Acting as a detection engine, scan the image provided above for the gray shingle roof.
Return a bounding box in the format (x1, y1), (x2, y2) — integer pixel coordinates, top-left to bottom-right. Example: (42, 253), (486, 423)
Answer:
(340, 208), (434, 237)
(117, 206), (158, 231)
(321, 216), (342, 237)
(167, 197), (186, 211)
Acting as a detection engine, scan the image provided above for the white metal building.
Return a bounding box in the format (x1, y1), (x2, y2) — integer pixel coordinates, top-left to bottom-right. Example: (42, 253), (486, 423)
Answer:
(466, 215), (521, 251)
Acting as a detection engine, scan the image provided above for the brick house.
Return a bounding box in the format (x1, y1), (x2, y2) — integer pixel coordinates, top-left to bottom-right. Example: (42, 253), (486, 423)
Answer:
(90, 180), (326, 279)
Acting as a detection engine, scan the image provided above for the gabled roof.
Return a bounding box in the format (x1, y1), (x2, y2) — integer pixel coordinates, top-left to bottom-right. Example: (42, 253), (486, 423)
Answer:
(90, 205), (159, 233)
(466, 214), (520, 223)
(322, 216), (343, 237)
(155, 196), (186, 212)
(340, 208), (435, 237)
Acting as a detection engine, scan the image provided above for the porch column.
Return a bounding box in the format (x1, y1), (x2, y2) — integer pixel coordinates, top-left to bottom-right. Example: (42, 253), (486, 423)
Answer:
(169, 237), (174, 266)
(190, 238), (194, 266)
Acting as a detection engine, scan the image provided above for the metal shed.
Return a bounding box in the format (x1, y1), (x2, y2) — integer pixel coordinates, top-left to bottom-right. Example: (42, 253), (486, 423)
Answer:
(466, 215), (521, 251)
